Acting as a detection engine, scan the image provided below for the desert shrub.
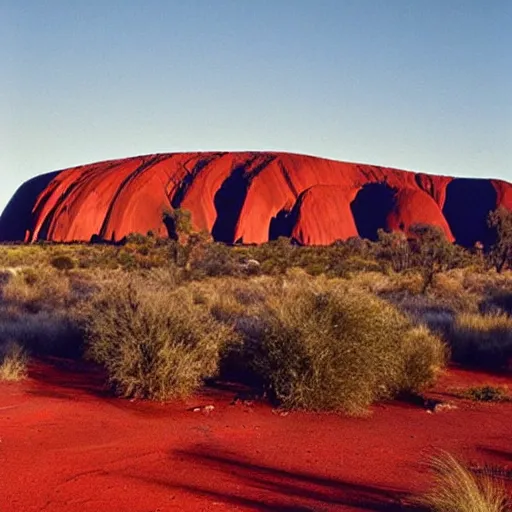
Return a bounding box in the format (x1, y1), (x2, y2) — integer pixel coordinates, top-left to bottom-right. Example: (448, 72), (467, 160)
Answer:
(117, 250), (137, 269)
(458, 385), (510, 402)
(409, 224), (456, 293)
(418, 309), (456, 340)
(190, 242), (238, 277)
(186, 277), (268, 324)
(137, 266), (183, 292)
(431, 270), (480, 313)
(339, 237), (376, 260)
(163, 208), (193, 240)
(123, 232), (153, 246)
(50, 254), (76, 271)
(0, 342), (28, 381)
(463, 271), (512, 307)
(448, 313), (512, 370)
(376, 229), (412, 272)
(487, 207), (512, 273)
(0, 244), (48, 267)
(233, 281), (446, 413)
(388, 270), (425, 295)
(399, 326), (448, 394)
(259, 258), (288, 275)
(244, 238), (296, 275)
(304, 262), (326, 276)
(166, 239), (190, 267)
(450, 244), (481, 270)
(420, 451), (509, 512)
(84, 281), (234, 399)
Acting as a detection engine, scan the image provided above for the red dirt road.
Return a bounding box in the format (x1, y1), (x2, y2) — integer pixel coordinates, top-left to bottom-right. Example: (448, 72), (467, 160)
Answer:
(1, 360), (511, 512)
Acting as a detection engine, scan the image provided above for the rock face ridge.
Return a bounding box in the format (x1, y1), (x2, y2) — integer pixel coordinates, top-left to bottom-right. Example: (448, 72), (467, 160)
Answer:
(1, 152), (510, 246)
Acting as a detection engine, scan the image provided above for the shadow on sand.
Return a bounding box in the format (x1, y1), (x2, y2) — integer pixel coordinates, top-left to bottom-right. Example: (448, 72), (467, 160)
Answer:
(26, 356), (110, 400)
(122, 445), (428, 511)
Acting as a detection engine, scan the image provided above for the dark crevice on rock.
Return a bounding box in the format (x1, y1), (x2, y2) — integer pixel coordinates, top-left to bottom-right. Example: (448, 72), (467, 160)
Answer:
(350, 183), (397, 241)
(443, 179), (497, 248)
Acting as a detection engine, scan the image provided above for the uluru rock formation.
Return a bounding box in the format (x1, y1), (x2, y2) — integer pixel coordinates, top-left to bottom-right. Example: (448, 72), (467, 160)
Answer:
(1, 152), (511, 246)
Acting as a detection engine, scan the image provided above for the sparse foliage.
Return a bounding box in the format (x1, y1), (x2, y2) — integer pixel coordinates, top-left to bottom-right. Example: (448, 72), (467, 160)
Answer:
(487, 207), (512, 273)
(163, 208), (194, 241)
(377, 229), (412, 272)
(410, 224), (455, 293)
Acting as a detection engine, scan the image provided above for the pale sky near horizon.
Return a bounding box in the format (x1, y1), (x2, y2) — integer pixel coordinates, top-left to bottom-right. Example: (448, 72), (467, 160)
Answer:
(1, 1), (511, 214)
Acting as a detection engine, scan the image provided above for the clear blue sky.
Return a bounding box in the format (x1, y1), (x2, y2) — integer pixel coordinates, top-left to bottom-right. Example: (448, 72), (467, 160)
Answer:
(1, 1), (511, 212)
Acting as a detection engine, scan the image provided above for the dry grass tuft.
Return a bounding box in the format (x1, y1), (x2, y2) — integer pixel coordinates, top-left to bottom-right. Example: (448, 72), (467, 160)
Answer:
(2, 267), (71, 312)
(0, 342), (28, 381)
(420, 451), (510, 512)
(432, 271), (480, 313)
(449, 313), (512, 369)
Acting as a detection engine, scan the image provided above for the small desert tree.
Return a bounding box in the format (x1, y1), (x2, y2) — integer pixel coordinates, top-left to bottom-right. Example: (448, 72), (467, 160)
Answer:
(163, 208), (193, 242)
(162, 208), (213, 269)
(487, 207), (512, 273)
(410, 224), (454, 293)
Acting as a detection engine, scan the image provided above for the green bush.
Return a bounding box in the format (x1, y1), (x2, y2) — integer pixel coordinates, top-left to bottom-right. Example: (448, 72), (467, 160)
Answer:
(85, 282), (234, 399)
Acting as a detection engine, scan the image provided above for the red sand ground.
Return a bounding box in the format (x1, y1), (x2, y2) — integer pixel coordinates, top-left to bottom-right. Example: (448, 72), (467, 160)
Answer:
(1, 360), (511, 511)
